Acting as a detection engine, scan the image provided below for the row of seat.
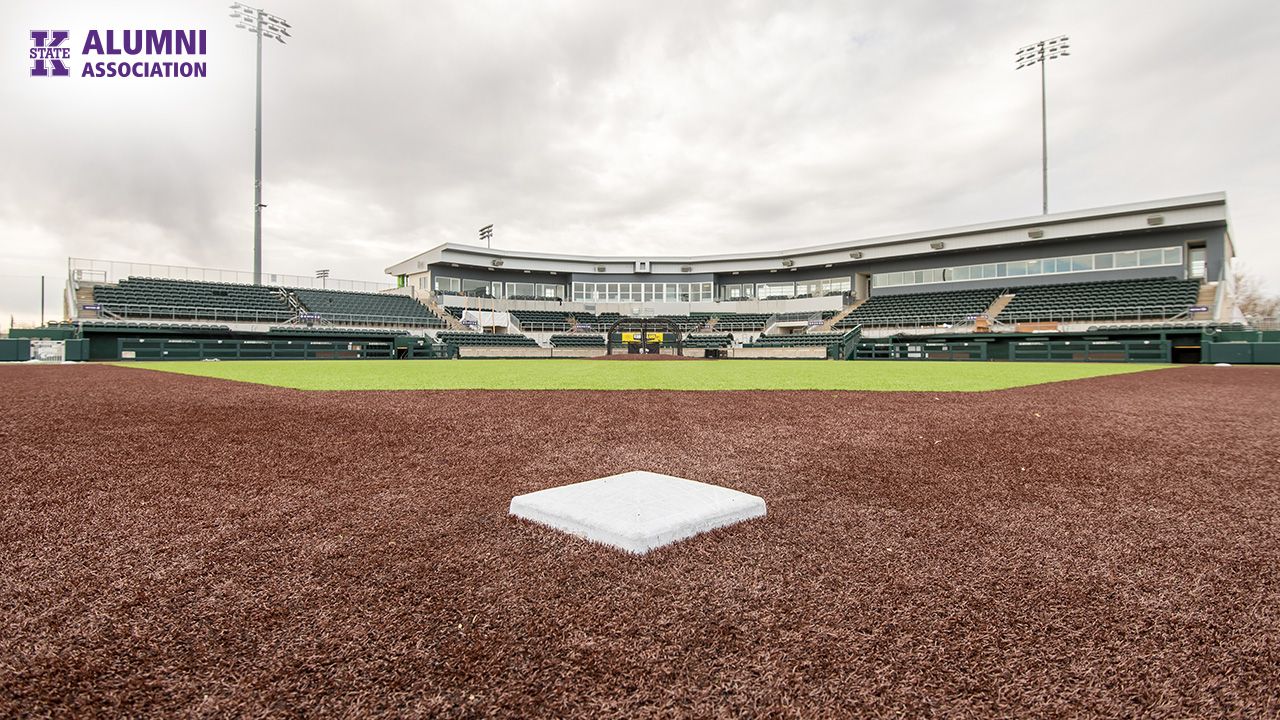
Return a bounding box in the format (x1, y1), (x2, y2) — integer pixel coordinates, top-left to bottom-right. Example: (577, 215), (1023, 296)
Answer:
(95, 277), (294, 320)
(1086, 322), (1246, 332)
(549, 334), (606, 348)
(94, 277), (450, 327)
(1001, 277), (1198, 318)
(436, 331), (540, 347)
(835, 288), (1000, 327)
(92, 275), (1207, 333)
(78, 320), (231, 332)
(294, 288), (444, 327)
(268, 326), (410, 336)
(832, 277), (1205, 327)
(746, 332), (847, 348)
(510, 310), (573, 331)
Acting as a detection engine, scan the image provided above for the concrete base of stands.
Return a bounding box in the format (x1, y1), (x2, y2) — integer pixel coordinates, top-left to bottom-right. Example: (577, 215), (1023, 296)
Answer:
(551, 348), (601, 358)
(730, 347), (827, 359)
(509, 471), (767, 555)
(460, 347), (551, 358)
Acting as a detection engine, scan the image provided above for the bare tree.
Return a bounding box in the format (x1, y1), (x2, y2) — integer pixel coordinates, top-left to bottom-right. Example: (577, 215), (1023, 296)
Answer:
(1233, 264), (1280, 317)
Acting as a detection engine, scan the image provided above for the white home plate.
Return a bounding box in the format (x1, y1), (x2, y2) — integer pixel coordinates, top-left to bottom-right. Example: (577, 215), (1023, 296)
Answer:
(510, 471), (767, 554)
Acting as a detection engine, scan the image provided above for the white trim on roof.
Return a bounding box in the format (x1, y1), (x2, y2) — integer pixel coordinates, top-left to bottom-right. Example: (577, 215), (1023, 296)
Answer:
(384, 192), (1227, 277)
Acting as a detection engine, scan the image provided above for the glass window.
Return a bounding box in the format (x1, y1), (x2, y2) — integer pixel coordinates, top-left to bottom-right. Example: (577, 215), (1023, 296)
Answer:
(1138, 248), (1162, 266)
(1026, 260), (1042, 275)
(1115, 251), (1138, 268)
(996, 263), (1008, 277)
(1095, 253), (1114, 270)
(1163, 247), (1183, 265)
(823, 277), (850, 294)
(1073, 255), (1093, 272)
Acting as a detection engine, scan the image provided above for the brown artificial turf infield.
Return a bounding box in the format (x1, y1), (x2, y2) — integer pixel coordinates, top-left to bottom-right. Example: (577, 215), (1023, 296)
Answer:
(2, 363), (1278, 719)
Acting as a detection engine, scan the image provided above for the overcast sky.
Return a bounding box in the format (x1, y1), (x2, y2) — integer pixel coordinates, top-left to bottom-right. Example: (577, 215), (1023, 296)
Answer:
(2, 0), (1278, 325)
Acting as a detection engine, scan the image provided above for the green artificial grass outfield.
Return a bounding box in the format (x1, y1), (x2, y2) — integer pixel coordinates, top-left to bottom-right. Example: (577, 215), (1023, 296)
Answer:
(117, 359), (1171, 392)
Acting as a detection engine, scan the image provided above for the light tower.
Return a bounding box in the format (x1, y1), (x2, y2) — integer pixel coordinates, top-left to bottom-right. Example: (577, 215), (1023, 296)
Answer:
(1016, 35), (1069, 215)
(230, 3), (291, 285)
(479, 224), (494, 249)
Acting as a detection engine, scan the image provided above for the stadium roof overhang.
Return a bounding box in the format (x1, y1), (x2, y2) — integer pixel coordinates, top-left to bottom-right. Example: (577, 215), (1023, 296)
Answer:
(384, 192), (1228, 278)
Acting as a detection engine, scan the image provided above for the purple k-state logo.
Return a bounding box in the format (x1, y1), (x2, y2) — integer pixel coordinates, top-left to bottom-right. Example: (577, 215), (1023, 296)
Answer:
(31, 30), (72, 77)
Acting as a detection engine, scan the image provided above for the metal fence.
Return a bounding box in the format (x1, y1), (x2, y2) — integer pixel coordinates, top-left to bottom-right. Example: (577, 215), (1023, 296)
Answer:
(94, 302), (443, 328)
(69, 258), (392, 293)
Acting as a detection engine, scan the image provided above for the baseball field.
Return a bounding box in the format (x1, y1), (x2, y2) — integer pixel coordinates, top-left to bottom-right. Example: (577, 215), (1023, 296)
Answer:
(2, 360), (1277, 718)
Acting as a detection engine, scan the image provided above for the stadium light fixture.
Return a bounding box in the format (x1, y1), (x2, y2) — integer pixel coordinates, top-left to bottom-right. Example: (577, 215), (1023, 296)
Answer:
(479, 224), (494, 249)
(316, 268), (329, 289)
(231, 3), (291, 285)
(1016, 35), (1069, 215)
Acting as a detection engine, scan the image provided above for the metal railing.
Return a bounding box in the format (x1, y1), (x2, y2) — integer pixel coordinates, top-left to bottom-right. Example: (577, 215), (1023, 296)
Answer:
(834, 304), (1199, 330)
(93, 302), (444, 328)
(511, 321), (575, 332)
(69, 258), (392, 293)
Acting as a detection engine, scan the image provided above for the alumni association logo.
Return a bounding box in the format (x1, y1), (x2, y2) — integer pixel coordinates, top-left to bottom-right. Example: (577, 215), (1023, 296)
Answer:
(28, 28), (209, 79)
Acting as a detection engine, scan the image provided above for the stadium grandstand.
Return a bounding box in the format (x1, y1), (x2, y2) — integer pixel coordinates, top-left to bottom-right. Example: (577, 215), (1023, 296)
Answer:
(43, 192), (1268, 363)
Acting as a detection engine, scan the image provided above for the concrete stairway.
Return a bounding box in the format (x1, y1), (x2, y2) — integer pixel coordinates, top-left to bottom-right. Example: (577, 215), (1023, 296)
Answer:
(74, 283), (102, 319)
(1191, 283), (1216, 321)
(984, 294), (1016, 320)
(422, 299), (470, 331)
(820, 298), (868, 331)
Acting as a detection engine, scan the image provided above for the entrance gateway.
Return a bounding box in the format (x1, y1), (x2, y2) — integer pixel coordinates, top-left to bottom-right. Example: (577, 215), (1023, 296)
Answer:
(29, 340), (66, 363)
(604, 316), (684, 356)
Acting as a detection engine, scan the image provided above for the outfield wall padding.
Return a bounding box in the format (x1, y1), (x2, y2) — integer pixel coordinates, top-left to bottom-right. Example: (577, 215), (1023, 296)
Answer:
(730, 347), (827, 359)
(0, 339), (31, 362)
(1203, 342), (1280, 364)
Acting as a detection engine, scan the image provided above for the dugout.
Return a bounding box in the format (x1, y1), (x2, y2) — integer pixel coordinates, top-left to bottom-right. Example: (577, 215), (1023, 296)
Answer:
(605, 317), (684, 356)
